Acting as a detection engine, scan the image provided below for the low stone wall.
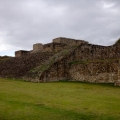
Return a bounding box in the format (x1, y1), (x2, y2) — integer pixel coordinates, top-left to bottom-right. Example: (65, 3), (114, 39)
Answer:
(69, 60), (119, 83)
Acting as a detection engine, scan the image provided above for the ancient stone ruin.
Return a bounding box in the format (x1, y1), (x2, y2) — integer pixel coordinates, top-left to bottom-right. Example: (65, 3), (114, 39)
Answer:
(0, 37), (120, 86)
(15, 37), (88, 57)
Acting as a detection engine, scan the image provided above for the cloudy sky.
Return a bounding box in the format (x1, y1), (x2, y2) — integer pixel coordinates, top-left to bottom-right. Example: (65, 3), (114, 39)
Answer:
(0, 0), (120, 56)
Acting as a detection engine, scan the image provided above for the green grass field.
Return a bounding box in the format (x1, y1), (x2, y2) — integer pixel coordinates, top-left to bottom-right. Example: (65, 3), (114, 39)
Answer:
(0, 78), (120, 120)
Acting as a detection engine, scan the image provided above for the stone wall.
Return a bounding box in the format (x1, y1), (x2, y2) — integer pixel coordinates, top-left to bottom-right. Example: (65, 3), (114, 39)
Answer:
(53, 37), (88, 46)
(33, 43), (43, 53)
(39, 59), (69, 82)
(38, 43), (120, 85)
(43, 43), (53, 52)
(114, 60), (120, 86)
(15, 43), (67, 57)
(15, 50), (30, 57)
(39, 58), (119, 84)
(0, 52), (54, 78)
(43, 43), (67, 52)
(15, 37), (88, 57)
(69, 60), (119, 83)
(73, 43), (120, 61)
(3, 37), (120, 86)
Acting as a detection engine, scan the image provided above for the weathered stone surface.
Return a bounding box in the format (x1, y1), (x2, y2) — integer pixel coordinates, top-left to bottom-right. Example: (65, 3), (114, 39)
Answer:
(0, 52), (54, 78)
(15, 37), (89, 57)
(69, 61), (118, 83)
(0, 37), (120, 86)
(37, 42), (120, 86)
(53, 37), (88, 46)
(15, 50), (30, 57)
(33, 43), (43, 53)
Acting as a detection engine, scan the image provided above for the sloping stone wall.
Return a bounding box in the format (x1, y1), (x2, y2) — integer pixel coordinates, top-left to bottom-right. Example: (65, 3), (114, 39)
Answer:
(0, 52), (54, 78)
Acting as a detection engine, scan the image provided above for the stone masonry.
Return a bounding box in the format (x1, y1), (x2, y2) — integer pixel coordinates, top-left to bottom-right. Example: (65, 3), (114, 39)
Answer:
(33, 43), (43, 53)
(53, 37), (88, 46)
(15, 37), (88, 57)
(0, 37), (120, 86)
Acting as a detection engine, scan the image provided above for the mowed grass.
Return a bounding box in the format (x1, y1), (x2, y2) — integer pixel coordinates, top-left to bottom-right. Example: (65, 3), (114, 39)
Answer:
(0, 78), (120, 120)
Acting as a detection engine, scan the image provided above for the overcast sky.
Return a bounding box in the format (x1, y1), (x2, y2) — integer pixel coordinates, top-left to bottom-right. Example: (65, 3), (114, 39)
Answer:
(0, 0), (120, 56)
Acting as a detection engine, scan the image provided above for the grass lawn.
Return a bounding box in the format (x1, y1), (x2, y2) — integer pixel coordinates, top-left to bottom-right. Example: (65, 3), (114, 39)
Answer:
(0, 78), (120, 120)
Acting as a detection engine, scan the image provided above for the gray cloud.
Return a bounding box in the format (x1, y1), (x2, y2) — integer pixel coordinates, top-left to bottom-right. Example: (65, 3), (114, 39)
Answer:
(0, 0), (120, 56)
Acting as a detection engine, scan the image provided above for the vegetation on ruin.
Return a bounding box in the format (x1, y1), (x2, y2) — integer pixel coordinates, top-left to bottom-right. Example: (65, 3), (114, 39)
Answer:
(0, 56), (12, 62)
(30, 45), (77, 76)
(69, 60), (87, 65)
(114, 38), (120, 45)
(69, 59), (119, 65)
(0, 78), (120, 120)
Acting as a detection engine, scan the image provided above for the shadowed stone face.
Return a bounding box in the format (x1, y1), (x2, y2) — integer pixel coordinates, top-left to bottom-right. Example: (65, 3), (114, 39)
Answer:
(15, 50), (29, 57)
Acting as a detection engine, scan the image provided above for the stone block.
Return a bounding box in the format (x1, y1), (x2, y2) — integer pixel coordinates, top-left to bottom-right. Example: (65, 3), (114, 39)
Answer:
(33, 43), (43, 52)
